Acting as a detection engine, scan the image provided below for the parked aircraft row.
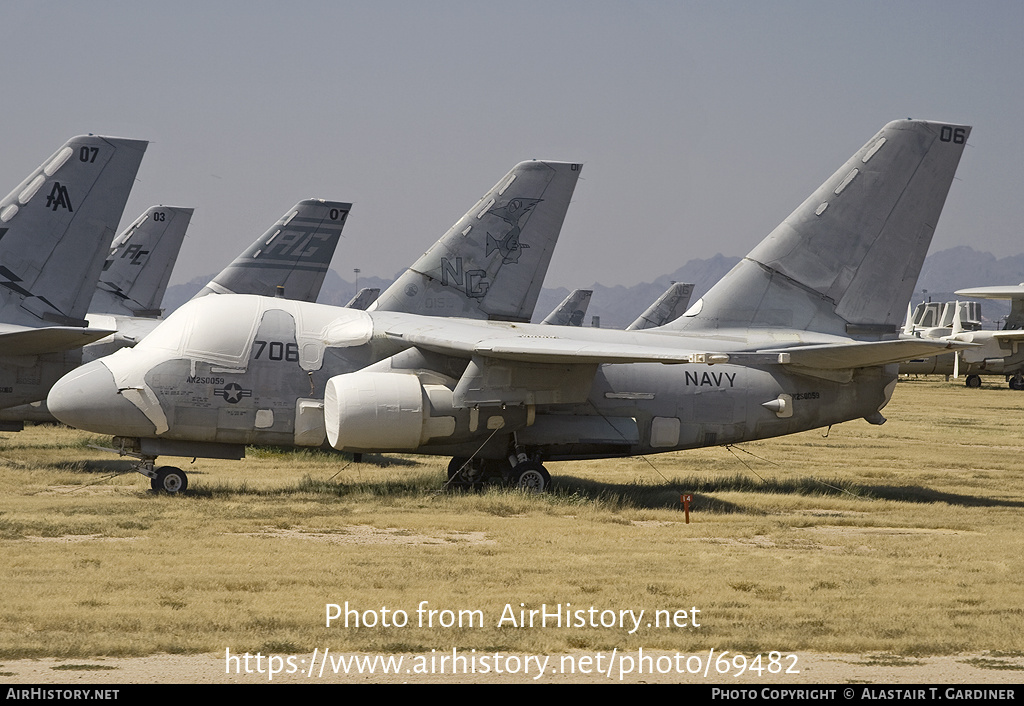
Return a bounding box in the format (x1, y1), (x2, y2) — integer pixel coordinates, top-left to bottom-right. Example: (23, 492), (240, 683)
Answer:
(900, 291), (1024, 389)
(0, 135), (697, 443)
(34, 120), (973, 493)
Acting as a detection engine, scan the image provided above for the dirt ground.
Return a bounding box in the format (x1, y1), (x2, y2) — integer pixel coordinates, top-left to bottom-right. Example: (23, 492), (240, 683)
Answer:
(3, 651), (1023, 684)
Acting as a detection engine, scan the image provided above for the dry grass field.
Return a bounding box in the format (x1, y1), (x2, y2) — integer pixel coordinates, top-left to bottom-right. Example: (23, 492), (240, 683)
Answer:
(1, 377), (1023, 683)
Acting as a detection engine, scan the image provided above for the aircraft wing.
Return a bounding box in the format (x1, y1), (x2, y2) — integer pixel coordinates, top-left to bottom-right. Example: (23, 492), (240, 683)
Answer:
(0, 325), (117, 355)
(984, 331), (1024, 341)
(954, 286), (1024, 300)
(369, 319), (969, 407)
(376, 319), (968, 368)
(755, 338), (972, 370)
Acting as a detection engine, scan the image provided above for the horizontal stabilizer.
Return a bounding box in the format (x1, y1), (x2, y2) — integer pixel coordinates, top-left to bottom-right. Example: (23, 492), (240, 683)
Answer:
(0, 325), (116, 355)
(756, 338), (972, 370)
(952, 330), (1024, 342)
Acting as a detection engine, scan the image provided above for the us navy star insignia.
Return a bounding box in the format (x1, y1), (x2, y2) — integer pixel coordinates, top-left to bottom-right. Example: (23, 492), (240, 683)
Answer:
(214, 383), (252, 404)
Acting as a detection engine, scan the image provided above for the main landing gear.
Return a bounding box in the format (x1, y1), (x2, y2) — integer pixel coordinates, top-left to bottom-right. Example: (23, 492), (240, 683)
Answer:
(446, 455), (552, 493)
(1009, 373), (1024, 391)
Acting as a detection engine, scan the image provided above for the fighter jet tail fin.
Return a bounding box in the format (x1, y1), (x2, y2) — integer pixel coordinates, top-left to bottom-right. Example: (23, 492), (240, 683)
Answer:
(666, 120), (970, 339)
(91, 205), (194, 317)
(345, 287), (381, 310)
(371, 160), (582, 322)
(194, 199), (351, 303)
(627, 282), (694, 330)
(541, 289), (592, 326)
(0, 135), (147, 328)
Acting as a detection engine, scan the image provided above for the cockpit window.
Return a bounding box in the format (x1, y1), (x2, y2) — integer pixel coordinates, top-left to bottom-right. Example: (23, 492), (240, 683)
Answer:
(136, 304), (191, 353)
(136, 296), (261, 364)
(185, 296), (260, 362)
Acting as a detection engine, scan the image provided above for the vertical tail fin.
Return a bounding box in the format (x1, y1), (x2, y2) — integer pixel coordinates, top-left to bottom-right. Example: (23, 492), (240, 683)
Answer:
(541, 289), (592, 326)
(371, 160), (582, 322)
(91, 205), (194, 317)
(195, 199), (351, 303)
(666, 120), (970, 338)
(0, 135), (147, 327)
(902, 302), (916, 336)
(627, 282), (695, 330)
(345, 287), (380, 310)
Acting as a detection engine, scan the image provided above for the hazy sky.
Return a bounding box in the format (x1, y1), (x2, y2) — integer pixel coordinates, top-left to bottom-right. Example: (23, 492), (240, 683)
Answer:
(2, 1), (1021, 290)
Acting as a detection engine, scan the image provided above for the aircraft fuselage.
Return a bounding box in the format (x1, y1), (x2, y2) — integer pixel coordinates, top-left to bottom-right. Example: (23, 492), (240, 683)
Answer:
(48, 295), (894, 461)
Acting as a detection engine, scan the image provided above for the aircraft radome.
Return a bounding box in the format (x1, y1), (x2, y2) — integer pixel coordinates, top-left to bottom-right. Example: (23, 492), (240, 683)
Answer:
(0, 199), (353, 427)
(48, 160), (582, 492)
(48, 125), (970, 494)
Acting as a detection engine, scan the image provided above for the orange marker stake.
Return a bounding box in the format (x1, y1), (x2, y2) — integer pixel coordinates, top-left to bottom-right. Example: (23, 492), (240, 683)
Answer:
(681, 494), (693, 524)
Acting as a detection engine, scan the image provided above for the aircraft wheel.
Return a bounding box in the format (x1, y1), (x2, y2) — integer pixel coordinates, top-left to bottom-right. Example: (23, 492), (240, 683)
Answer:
(965, 375), (982, 389)
(446, 457), (475, 490)
(512, 461), (551, 493)
(447, 457), (469, 480)
(153, 466), (188, 494)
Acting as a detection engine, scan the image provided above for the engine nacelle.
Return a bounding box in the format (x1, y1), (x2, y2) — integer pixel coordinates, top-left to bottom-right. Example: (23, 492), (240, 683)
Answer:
(324, 372), (533, 452)
(325, 372), (433, 451)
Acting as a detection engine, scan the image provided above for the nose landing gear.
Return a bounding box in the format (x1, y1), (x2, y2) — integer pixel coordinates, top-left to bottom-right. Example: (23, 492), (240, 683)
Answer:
(152, 465), (188, 493)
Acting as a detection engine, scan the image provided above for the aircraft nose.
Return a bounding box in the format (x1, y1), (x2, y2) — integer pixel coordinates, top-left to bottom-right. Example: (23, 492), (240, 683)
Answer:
(48, 360), (157, 436)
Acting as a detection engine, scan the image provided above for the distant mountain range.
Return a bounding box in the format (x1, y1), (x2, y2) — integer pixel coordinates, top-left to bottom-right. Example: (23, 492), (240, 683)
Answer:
(161, 247), (1024, 329)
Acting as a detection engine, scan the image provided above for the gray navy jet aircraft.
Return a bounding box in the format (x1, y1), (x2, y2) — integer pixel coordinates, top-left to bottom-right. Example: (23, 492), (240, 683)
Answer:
(47, 125), (969, 493)
(0, 199), (352, 427)
(48, 160), (582, 491)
